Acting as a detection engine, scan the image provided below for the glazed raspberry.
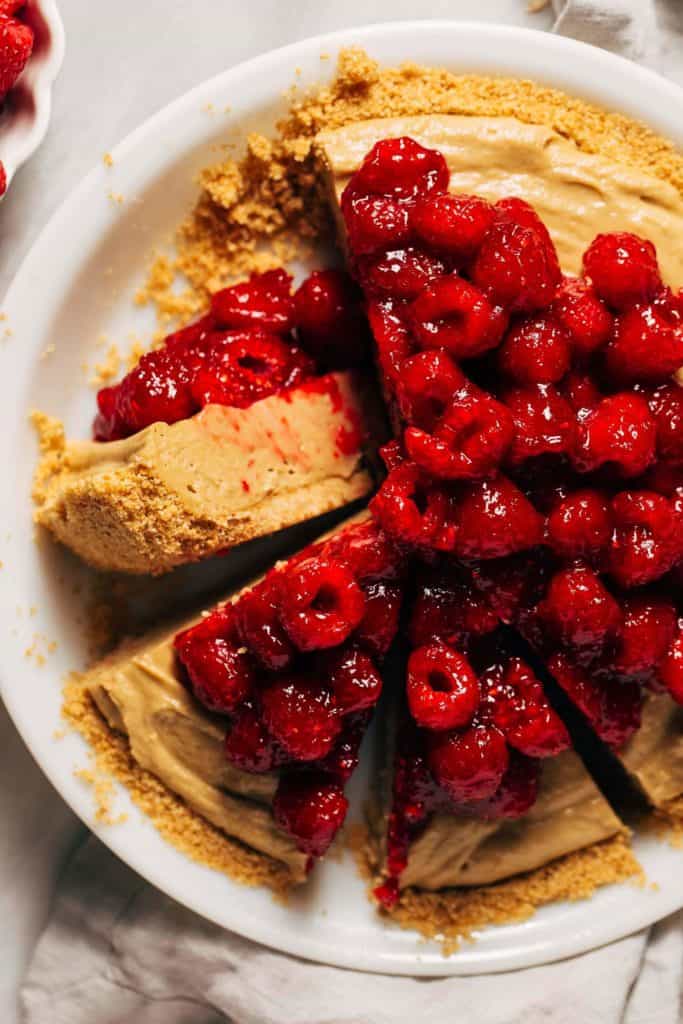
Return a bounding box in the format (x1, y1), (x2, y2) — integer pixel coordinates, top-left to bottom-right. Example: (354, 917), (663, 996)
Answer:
(367, 299), (414, 383)
(176, 635), (253, 713)
(191, 331), (313, 410)
(612, 595), (677, 676)
(317, 711), (370, 781)
(607, 490), (681, 587)
(235, 577), (295, 671)
(273, 773), (348, 857)
(497, 315), (571, 385)
(260, 677), (341, 761)
(598, 676), (643, 748)
(395, 349), (466, 429)
(210, 269), (295, 334)
(327, 646), (383, 713)
(503, 383), (576, 466)
(426, 723), (509, 803)
(409, 568), (499, 647)
(370, 464), (457, 551)
(344, 136), (449, 203)
(408, 275), (506, 360)
(360, 248), (446, 300)
(94, 346), (200, 440)
(538, 562), (622, 653)
(278, 557), (366, 651)
(471, 203), (561, 313)
(353, 581), (403, 657)
(405, 390), (514, 480)
(0, 160), (6, 198)
(551, 278), (613, 358)
(224, 708), (279, 773)
(481, 658), (570, 758)
(469, 753), (540, 820)
(659, 624), (683, 704)
(341, 195), (411, 257)
(546, 489), (612, 559)
(0, 13), (33, 97)
(411, 193), (495, 262)
(547, 653), (603, 728)
(646, 384), (683, 466)
(293, 269), (369, 368)
(324, 521), (404, 582)
(164, 314), (216, 351)
(583, 232), (661, 310)
(560, 371), (602, 417)
(406, 643), (480, 731)
(471, 549), (553, 625)
(454, 475), (544, 559)
(573, 392), (656, 478)
(605, 298), (683, 385)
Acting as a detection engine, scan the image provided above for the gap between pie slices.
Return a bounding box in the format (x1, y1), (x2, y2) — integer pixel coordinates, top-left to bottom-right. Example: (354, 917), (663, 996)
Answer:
(52, 79), (683, 942)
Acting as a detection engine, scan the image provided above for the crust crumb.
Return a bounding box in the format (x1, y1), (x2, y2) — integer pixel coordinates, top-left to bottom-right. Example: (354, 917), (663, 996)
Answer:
(103, 152), (114, 167)
(62, 674), (296, 897)
(89, 343), (121, 387)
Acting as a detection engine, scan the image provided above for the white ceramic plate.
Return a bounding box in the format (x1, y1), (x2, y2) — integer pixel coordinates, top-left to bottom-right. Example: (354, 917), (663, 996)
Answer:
(2, 21), (683, 976)
(0, 0), (64, 193)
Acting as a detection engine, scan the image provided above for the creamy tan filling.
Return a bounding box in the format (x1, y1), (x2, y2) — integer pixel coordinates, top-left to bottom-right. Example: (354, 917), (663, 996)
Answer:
(618, 694), (683, 807)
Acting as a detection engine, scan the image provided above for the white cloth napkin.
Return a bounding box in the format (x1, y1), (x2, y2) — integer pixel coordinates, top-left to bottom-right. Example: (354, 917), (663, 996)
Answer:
(21, 2), (683, 1022)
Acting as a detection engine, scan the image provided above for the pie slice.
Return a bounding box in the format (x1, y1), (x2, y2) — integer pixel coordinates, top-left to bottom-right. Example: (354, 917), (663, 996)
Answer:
(327, 128), (681, 914)
(34, 269), (384, 574)
(72, 511), (409, 884)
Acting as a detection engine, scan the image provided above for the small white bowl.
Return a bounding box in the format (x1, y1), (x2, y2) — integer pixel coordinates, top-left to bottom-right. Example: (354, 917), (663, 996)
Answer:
(0, 0), (64, 194)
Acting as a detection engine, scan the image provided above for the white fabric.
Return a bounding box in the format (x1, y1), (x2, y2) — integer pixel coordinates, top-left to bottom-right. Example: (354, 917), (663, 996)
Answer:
(9, 0), (683, 1021)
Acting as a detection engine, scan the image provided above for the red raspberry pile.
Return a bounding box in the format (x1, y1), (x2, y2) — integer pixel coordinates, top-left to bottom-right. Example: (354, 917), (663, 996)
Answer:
(174, 519), (406, 863)
(93, 268), (369, 441)
(339, 137), (683, 900)
(0, 3), (34, 196)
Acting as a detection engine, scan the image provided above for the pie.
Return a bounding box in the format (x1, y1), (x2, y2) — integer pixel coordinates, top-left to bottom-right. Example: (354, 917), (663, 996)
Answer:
(53, 53), (683, 943)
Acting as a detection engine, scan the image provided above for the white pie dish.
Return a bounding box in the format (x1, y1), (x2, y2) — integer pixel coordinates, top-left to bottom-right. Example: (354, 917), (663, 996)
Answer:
(0, 0), (64, 194)
(1, 20), (683, 976)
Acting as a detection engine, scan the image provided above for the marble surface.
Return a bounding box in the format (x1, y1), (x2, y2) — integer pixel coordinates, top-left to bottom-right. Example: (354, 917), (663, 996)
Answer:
(0, 1), (680, 1021)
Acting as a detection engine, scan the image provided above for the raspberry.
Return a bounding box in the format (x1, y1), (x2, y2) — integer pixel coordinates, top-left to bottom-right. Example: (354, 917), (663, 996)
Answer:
(224, 708), (279, 773)
(353, 581), (402, 657)
(659, 624), (683, 704)
(454, 475), (544, 559)
(471, 201), (561, 313)
(497, 315), (571, 385)
(273, 773), (348, 857)
(210, 269), (295, 333)
(546, 488), (612, 559)
(573, 392), (656, 478)
(317, 711), (370, 781)
(323, 521), (404, 582)
(261, 678), (341, 761)
(503, 383), (576, 466)
(408, 275), (507, 360)
(606, 297), (683, 384)
(551, 278), (613, 358)
(608, 490), (681, 587)
(395, 349), (466, 429)
(646, 384), (683, 466)
(409, 568), (499, 647)
(344, 136), (449, 204)
(598, 677), (643, 748)
(427, 724), (509, 803)
(472, 549), (552, 624)
(165, 315), (215, 351)
(547, 653), (603, 728)
(612, 595), (677, 676)
(235, 576), (295, 671)
(367, 299), (414, 383)
(0, 13), (33, 97)
(411, 193), (495, 262)
(560, 371), (602, 417)
(538, 562), (622, 654)
(325, 646), (382, 714)
(469, 753), (540, 820)
(191, 331), (313, 410)
(583, 232), (662, 310)
(293, 269), (369, 369)
(0, 160), (6, 197)
(405, 390), (514, 480)
(370, 464), (458, 551)
(481, 658), (570, 758)
(406, 643), (480, 731)
(175, 635), (253, 714)
(342, 195), (411, 256)
(360, 247), (446, 300)
(278, 558), (365, 652)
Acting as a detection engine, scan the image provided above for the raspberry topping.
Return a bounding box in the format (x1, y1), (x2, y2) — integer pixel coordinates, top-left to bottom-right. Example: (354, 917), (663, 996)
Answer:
(573, 392), (656, 478)
(0, 12), (33, 98)
(293, 269), (369, 368)
(273, 773), (348, 857)
(396, 350), (466, 429)
(408, 275), (506, 360)
(191, 331), (313, 410)
(606, 294), (683, 384)
(454, 475), (544, 559)
(224, 708), (280, 773)
(211, 269), (295, 333)
(361, 247), (446, 300)
(498, 315), (571, 385)
(175, 635), (253, 713)
(412, 193), (495, 262)
(278, 557), (366, 652)
(327, 646), (383, 713)
(407, 643), (480, 730)
(503, 383), (576, 466)
(551, 278), (613, 357)
(583, 232), (662, 310)
(607, 490), (681, 587)
(480, 658), (570, 758)
(659, 624), (683, 704)
(612, 595), (677, 676)
(538, 562), (622, 655)
(546, 489), (612, 559)
(370, 463), (457, 551)
(260, 677), (341, 761)
(426, 723), (509, 803)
